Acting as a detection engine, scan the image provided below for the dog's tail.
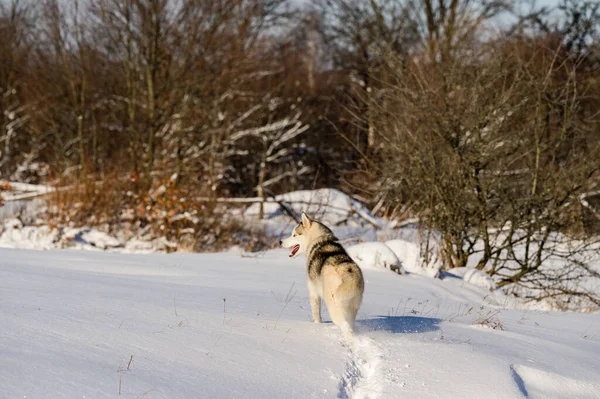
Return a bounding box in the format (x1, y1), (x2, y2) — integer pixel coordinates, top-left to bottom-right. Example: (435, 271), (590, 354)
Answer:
(341, 321), (354, 348)
(335, 290), (363, 346)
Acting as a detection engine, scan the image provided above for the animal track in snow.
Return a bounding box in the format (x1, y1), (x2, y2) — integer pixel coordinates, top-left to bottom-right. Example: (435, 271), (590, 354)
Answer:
(338, 334), (384, 399)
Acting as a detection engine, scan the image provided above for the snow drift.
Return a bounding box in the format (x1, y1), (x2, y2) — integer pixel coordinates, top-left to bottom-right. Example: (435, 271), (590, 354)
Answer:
(245, 188), (379, 227)
(346, 242), (404, 274)
(385, 239), (442, 278)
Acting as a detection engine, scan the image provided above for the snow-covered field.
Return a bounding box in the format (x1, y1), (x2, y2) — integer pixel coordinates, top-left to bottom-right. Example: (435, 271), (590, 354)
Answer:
(2, 248), (599, 399)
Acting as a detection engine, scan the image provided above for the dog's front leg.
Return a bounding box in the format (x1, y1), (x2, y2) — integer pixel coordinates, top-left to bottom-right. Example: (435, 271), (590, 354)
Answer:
(310, 295), (322, 323)
(308, 282), (322, 323)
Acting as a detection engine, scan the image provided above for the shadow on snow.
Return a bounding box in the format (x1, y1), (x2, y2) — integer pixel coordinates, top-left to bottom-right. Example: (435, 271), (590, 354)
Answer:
(356, 315), (441, 334)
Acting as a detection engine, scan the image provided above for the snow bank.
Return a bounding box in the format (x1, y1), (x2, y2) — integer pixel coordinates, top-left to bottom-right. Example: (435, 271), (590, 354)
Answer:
(0, 219), (174, 253)
(245, 188), (378, 227)
(63, 228), (122, 250)
(346, 242), (404, 273)
(0, 180), (52, 201)
(445, 267), (497, 291)
(0, 218), (59, 250)
(384, 239), (442, 278)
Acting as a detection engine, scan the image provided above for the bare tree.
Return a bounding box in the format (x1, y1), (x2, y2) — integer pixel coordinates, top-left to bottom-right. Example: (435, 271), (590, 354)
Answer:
(314, 0), (419, 151)
(227, 100), (310, 218)
(367, 29), (600, 307)
(409, 0), (511, 63)
(0, 0), (35, 179)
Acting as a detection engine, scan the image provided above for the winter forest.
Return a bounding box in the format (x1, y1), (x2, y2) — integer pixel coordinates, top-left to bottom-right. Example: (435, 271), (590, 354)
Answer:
(1, 0), (600, 309)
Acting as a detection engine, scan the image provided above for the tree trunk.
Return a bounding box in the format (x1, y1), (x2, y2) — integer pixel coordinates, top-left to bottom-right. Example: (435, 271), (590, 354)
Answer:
(257, 158), (267, 220)
(77, 114), (87, 184)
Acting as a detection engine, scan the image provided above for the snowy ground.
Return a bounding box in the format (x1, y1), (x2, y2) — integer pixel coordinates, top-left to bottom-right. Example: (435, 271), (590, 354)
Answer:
(1, 248), (599, 399)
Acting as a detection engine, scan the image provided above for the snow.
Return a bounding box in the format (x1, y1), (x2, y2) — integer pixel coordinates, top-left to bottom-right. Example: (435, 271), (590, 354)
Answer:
(511, 364), (600, 399)
(385, 239), (442, 278)
(0, 180), (52, 201)
(445, 267), (498, 291)
(0, 220), (178, 253)
(123, 238), (158, 253)
(346, 242), (404, 273)
(1, 187), (598, 311)
(0, 218), (59, 250)
(2, 181), (50, 194)
(0, 197), (45, 221)
(2, 248), (600, 399)
(245, 188), (378, 227)
(65, 228), (123, 250)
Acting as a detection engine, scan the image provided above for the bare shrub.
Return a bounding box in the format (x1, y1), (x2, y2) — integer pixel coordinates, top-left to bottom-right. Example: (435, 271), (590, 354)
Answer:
(365, 34), (600, 308)
(45, 171), (275, 252)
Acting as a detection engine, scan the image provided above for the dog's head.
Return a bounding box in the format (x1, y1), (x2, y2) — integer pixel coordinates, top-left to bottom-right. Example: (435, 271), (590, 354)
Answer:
(280, 212), (333, 258)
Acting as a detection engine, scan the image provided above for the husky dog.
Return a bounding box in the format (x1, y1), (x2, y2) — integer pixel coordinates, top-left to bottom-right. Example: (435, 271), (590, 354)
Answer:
(280, 212), (364, 339)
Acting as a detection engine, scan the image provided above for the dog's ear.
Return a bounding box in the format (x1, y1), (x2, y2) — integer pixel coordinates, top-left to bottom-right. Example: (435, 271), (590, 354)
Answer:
(301, 212), (312, 229)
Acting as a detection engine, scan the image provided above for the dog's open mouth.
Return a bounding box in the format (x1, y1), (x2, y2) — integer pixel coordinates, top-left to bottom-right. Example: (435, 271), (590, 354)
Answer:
(289, 244), (300, 257)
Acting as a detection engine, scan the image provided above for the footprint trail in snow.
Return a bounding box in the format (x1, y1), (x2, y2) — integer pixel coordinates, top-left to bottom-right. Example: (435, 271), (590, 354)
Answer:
(338, 334), (384, 399)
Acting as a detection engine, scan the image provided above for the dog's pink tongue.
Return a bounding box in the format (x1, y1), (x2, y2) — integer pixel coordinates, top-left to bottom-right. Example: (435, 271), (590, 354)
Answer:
(289, 244), (300, 257)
